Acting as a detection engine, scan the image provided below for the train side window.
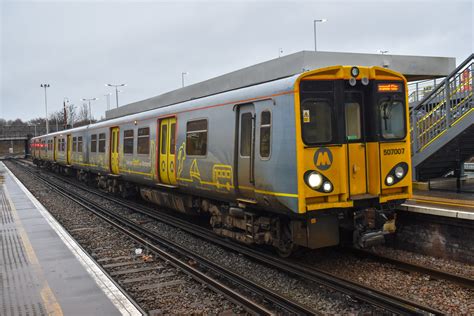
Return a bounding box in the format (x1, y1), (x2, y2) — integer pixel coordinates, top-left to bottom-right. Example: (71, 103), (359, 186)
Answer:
(137, 127), (150, 155)
(260, 111), (271, 158)
(186, 119), (207, 156)
(170, 123), (176, 155)
(91, 134), (97, 153)
(301, 99), (332, 144)
(124, 130), (134, 154)
(240, 113), (252, 157)
(72, 137), (77, 152)
(98, 133), (106, 153)
(160, 125), (167, 155)
(78, 136), (83, 153)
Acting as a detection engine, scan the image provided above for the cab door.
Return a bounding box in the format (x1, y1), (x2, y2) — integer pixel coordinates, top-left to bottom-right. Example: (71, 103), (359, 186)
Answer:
(158, 117), (177, 185)
(237, 104), (256, 200)
(344, 92), (368, 197)
(67, 135), (72, 165)
(110, 127), (120, 174)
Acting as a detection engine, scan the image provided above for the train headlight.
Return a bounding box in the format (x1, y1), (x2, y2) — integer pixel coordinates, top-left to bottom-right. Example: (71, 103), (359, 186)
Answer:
(322, 181), (333, 192)
(386, 175), (394, 185)
(351, 66), (360, 77)
(306, 172), (323, 189)
(394, 166), (404, 179)
(385, 162), (409, 186)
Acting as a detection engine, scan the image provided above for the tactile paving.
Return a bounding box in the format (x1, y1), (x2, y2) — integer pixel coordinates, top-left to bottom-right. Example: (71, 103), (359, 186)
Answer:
(0, 188), (47, 316)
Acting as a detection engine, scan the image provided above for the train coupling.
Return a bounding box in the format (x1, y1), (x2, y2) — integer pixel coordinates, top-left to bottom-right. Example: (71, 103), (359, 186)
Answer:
(353, 207), (396, 248)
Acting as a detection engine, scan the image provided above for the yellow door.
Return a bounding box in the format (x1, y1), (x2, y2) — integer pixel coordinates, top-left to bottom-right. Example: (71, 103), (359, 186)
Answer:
(159, 118), (177, 185)
(347, 143), (368, 195)
(53, 137), (57, 161)
(168, 118), (177, 185)
(67, 135), (72, 165)
(345, 92), (368, 197)
(111, 127), (120, 174)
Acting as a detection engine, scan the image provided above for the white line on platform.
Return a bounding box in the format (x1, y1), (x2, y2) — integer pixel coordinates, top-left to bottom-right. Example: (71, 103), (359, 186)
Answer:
(401, 203), (474, 220)
(2, 162), (144, 316)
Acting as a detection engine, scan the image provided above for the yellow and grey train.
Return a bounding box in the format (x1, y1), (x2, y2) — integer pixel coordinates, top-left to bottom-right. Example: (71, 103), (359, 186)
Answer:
(31, 65), (412, 256)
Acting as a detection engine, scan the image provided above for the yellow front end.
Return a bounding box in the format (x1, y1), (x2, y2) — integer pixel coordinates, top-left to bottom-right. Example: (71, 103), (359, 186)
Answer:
(293, 65), (412, 248)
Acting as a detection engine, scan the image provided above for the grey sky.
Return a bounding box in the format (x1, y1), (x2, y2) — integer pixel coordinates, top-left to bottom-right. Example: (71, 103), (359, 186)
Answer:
(1, 0), (472, 121)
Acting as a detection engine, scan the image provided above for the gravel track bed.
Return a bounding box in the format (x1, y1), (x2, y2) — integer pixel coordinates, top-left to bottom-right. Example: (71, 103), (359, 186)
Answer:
(6, 162), (239, 314)
(18, 161), (473, 314)
(11, 162), (382, 314)
(371, 245), (474, 278)
(300, 248), (474, 314)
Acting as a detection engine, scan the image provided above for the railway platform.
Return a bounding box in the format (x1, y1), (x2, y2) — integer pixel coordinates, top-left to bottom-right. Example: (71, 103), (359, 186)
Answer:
(0, 162), (143, 316)
(400, 189), (474, 220)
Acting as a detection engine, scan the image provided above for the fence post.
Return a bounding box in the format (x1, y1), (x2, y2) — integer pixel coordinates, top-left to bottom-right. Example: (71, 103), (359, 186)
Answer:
(411, 108), (418, 153)
(445, 79), (451, 127)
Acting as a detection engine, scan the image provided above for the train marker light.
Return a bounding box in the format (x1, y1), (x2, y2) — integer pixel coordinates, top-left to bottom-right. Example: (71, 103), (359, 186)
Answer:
(322, 181), (333, 192)
(351, 67), (360, 77)
(349, 77), (357, 86)
(386, 175), (394, 185)
(361, 77), (369, 85)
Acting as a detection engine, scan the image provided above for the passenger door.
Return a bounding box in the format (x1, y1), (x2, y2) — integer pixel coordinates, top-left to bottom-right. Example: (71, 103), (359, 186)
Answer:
(344, 92), (368, 197)
(53, 137), (57, 161)
(237, 104), (256, 200)
(67, 135), (72, 165)
(110, 127), (120, 174)
(158, 117), (177, 185)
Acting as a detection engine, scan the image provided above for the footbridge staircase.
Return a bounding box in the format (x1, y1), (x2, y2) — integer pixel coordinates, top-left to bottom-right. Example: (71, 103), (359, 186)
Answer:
(410, 54), (474, 183)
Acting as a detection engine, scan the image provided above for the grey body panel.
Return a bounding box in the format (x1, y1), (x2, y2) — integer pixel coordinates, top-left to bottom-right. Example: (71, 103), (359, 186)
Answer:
(33, 75), (300, 213)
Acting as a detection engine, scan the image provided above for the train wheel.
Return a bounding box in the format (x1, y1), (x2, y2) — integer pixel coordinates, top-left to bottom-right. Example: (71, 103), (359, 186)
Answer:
(276, 222), (295, 257)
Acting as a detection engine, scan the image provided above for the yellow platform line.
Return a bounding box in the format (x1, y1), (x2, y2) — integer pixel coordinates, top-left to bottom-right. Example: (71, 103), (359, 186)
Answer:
(411, 195), (474, 208)
(3, 185), (64, 316)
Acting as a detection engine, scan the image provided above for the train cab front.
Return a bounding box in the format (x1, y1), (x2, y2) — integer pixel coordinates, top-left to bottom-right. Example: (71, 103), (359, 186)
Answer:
(294, 65), (412, 249)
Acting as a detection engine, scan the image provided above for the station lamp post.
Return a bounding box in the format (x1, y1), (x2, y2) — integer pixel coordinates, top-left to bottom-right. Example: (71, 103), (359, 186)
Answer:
(28, 123), (37, 137)
(104, 93), (112, 111)
(106, 83), (126, 108)
(313, 19), (327, 52)
(181, 72), (188, 88)
(40, 83), (50, 133)
(81, 98), (98, 124)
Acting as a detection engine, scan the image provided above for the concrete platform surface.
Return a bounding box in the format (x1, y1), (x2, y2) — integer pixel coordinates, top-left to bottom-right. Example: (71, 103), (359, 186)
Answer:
(0, 162), (143, 316)
(401, 190), (474, 220)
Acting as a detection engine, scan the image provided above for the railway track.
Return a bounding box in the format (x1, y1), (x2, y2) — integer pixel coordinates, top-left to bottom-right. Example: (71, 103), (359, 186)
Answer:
(347, 248), (474, 289)
(10, 160), (315, 315)
(14, 160), (444, 315)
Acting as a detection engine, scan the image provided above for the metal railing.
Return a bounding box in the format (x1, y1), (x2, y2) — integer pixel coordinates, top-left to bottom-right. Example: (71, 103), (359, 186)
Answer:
(410, 54), (474, 154)
(408, 78), (441, 104)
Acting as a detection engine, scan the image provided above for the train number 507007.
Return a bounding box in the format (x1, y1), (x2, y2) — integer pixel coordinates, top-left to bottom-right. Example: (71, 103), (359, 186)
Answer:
(383, 148), (405, 155)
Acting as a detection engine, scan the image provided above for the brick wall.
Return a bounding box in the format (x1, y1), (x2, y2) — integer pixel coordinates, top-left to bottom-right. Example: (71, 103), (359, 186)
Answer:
(394, 211), (474, 264)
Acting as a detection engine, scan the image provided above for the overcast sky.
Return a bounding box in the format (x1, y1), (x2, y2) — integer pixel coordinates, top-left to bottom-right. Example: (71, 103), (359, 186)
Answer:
(1, 0), (472, 121)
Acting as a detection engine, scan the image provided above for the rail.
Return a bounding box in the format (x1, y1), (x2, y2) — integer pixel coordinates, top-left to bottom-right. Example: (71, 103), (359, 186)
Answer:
(410, 54), (473, 154)
(18, 160), (442, 315)
(13, 160), (313, 316)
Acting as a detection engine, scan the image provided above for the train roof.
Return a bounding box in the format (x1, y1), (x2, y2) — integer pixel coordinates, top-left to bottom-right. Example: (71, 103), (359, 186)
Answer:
(105, 50), (455, 120)
(32, 73), (300, 140)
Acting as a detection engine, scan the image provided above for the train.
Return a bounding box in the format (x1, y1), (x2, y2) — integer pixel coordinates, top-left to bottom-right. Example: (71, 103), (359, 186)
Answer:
(31, 65), (412, 256)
